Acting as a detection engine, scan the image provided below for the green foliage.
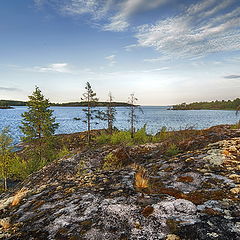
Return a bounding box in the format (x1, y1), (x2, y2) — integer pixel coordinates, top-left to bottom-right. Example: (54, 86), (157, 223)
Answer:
(102, 152), (122, 170)
(0, 127), (13, 189)
(10, 155), (29, 180)
(20, 86), (59, 142)
(81, 82), (100, 144)
(20, 87), (59, 173)
(165, 144), (180, 157)
(94, 134), (111, 144)
(57, 146), (71, 159)
(133, 125), (149, 144)
(0, 127), (31, 187)
(110, 131), (133, 145)
(172, 98), (240, 110)
(152, 126), (170, 143)
(231, 121), (240, 129)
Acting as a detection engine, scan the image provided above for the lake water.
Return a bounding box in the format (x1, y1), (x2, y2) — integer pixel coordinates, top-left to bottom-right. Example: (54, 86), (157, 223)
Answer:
(0, 106), (238, 144)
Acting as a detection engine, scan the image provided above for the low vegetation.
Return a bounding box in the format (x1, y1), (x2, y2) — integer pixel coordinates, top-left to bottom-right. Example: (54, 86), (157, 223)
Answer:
(172, 98), (240, 110)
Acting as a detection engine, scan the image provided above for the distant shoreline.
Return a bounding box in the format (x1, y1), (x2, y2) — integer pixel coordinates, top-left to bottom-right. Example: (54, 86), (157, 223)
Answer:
(171, 98), (240, 111)
(0, 100), (134, 108)
(0, 106), (14, 109)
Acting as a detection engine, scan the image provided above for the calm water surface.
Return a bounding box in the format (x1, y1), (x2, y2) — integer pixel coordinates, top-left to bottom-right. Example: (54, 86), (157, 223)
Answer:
(0, 106), (238, 144)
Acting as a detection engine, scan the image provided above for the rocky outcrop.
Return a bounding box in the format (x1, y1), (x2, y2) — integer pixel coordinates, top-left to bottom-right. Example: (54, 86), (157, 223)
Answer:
(0, 128), (240, 239)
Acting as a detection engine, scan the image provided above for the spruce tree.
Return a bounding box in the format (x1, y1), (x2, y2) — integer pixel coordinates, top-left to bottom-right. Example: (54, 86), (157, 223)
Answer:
(81, 82), (99, 144)
(20, 86), (59, 170)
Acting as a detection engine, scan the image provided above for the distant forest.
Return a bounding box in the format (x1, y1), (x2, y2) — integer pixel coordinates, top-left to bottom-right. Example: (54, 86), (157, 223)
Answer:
(0, 100), (133, 107)
(172, 98), (240, 110)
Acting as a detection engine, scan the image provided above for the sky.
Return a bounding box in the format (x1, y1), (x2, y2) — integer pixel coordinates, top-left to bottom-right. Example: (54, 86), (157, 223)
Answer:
(0, 0), (240, 105)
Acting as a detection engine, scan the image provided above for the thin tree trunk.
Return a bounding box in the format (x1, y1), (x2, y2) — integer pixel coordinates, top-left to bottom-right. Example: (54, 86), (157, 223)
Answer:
(87, 94), (91, 145)
(131, 105), (134, 138)
(4, 177), (7, 191)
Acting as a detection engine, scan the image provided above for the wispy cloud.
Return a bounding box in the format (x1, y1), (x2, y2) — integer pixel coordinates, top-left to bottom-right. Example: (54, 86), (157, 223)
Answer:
(0, 87), (21, 92)
(60, 0), (114, 20)
(135, 0), (240, 59)
(36, 0), (169, 32)
(103, 0), (168, 31)
(224, 75), (240, 79)
(143, 58), (163, 63)
(33, 63), (72, 73)
(140, 67), (170, 73)
(105, 55), (116, 66)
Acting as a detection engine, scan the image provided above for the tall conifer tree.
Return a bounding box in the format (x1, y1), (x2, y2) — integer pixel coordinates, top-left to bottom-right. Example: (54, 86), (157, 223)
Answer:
(20, 86), (59, 170)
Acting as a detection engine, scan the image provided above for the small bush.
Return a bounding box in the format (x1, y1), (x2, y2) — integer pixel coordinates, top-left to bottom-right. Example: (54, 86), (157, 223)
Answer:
(94, 133), (111, 144)
(102, 152), (122, 170)
(110, 131), (133, 145)
(57, 146), (71, 159)
(10, 155), (29, 180)
(152, 126), (170, 143)
(231, 121), (240, 129)
(134, 125), (149, 144)
(165, 144), (180, 157)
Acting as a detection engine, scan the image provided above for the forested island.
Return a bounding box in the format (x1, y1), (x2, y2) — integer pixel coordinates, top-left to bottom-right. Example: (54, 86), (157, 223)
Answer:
(172, 98), (240, 110)
(0, 99), (133, 107)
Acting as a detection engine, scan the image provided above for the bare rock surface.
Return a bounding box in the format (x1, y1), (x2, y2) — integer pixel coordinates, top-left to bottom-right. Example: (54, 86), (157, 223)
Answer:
(0, 126), (240, 239)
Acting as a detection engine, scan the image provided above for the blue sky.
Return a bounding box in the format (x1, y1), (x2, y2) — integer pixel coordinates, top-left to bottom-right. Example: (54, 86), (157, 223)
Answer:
(0, 0), (239, 105)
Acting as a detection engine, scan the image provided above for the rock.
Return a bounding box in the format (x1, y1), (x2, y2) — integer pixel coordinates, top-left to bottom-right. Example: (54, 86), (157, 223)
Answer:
(1, 132), (240, 239)
(230, 186), (240, 195)
(229, 174), (240, 183)
(166, 234), (181, 240)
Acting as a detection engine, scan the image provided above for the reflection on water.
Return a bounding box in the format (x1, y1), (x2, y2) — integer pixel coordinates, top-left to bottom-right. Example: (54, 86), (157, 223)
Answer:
(0, 106), (238, 144)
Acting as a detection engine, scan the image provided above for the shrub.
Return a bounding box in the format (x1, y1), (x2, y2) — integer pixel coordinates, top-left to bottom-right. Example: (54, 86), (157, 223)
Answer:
(231, 121), (240, 129)
(10, 155), (29, 180)
(152, 126), (170, 143)
(134, 125), (149, 144)
(94, 133), (111, 144)
(165, 144), (180, 157)
(102, 152), (122, 170)
(57, 146), (71, 159)
(110, 131), (133, 145)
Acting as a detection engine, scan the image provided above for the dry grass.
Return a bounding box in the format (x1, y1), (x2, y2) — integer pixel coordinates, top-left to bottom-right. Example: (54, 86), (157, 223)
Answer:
(11, 187), (29, 207)
(0, 217), (11, 230)
(134, 167), (149, 192)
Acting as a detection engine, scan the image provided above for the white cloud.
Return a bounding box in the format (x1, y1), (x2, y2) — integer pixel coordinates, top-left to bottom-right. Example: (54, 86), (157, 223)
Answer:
(37, 0), (169, 32)
(34, 63), (72, 73)
(60, 0), (114, 20)
(143, 58), (163, 63)
(34, 0), (45, 8)
(105, 55), (116, 66)
(134, 0), (240, 59)
(103, 0), (168, 31)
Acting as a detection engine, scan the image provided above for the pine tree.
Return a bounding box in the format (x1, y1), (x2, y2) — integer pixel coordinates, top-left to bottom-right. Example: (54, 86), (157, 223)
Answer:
(101, 92), (117, 135)
(81, 82), (99, 144)
(106, 92), (116, 134)
(20, 86), (59, 170)
(128, 93), (143, 138)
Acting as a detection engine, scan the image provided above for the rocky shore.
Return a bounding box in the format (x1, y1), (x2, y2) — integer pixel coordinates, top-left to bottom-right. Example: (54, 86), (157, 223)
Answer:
(0, 125), (239, 239)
